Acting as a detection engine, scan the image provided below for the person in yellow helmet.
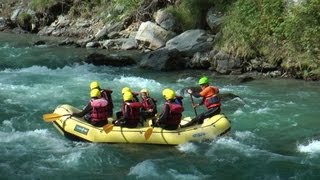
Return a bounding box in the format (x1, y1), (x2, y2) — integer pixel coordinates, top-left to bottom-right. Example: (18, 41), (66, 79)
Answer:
(116, 87), (140, 119)
(181, 76), (221, 128)
(113, 92), (142, 128)
(140, 88), (157, 123)
(152, 88), (184, 130)
(72, 89), (109, 127)
(90, 81), (114, 117)
(121, 87), (139, 102)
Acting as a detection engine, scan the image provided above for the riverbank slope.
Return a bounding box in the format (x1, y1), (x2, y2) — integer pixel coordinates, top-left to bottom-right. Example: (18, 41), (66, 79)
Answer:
(1, 0), (319, 80)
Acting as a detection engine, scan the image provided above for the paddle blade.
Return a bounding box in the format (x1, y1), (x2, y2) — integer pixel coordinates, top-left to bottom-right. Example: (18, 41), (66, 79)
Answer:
(103, 124), (114, 134)
(144, 127), (153, 140)
(43, 113), (62, 122)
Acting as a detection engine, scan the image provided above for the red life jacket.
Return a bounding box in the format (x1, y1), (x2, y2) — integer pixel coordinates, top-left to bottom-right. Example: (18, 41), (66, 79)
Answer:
(122, 102), (142, 125)
(90, 98), (108, 122)
(166, 102), (184, 125)
(141, 97), (157, 114)
(201, 86), (221, 110)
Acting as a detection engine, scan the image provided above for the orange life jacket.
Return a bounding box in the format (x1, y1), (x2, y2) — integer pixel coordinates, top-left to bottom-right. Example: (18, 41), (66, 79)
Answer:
(201, 86), (221, 109)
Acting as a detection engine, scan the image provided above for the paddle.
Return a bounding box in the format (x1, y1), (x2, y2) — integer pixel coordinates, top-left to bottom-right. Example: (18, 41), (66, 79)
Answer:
(102, 124), (114, 134)
(189, 93), (198, 116)
(144, 127), (153, 140)
(143, 114), (159, 140)
(42, 113), (70, 122)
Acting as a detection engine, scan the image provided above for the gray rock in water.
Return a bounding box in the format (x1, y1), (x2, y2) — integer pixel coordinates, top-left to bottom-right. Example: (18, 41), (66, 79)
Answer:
(85, 53), (136, 67)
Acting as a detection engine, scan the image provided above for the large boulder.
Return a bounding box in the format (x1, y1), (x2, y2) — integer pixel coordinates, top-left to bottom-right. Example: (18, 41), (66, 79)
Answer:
(94, 22), (124, 40)
(0, 17), (7, 30)
(154, 9), (178, 32)
(135, 21), (176, 50)
(139, 48), (185, 71)
(101, 37), (138, 50)
(209, 50), (242, 74)
(187, 52), (211, 69)
(165, 29), (213, 57)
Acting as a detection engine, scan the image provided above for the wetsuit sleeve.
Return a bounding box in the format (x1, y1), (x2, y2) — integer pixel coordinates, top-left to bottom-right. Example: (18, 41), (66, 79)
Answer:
(191, 92), (202, 98)
(157, 104), (169, 123)
(72, 103), (91, 117)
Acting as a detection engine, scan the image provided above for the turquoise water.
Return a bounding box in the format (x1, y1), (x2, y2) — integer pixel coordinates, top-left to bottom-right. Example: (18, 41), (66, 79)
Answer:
(1, 32), (320, 179)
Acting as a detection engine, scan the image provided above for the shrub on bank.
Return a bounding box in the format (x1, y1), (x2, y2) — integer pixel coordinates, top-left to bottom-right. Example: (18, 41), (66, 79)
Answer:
(17, 12), (32, 31)
(30, 0), (56, 11)
(166, 0), (234, 31)
(217, 0), (320, 79)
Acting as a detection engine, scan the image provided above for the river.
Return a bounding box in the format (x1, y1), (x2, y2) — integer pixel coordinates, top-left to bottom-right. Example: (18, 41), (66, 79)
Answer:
(1, 32), (320, 179)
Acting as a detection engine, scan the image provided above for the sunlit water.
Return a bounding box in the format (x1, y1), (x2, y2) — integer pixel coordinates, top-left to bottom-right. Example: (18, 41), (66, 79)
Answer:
(1, 32), (320, 179)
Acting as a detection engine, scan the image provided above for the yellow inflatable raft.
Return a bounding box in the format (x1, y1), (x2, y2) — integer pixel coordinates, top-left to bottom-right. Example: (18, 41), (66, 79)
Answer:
(47, 104), (231, 145)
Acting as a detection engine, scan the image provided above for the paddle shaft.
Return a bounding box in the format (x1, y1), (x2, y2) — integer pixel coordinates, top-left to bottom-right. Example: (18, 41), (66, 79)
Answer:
(190, 94), (198, 116)
(43, 113), (70, 122)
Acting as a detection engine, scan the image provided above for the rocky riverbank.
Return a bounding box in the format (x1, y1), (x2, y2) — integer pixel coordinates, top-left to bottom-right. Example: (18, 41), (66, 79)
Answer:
(1, 0), (318, 81)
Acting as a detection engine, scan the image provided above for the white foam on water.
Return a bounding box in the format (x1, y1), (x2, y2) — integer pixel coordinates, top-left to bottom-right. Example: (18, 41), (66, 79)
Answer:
(167, 169), (210, 180)
(128, 160), (160, 178)
(1, 120), (14, 132)
(60, 151), (83, 166)
(0, 128), (50, 143)
(115, 75), (163, 94)
(177, 77), (195, 83)
(0, 128), (89, 156)
(220, 85), (251, 95)
(234, 131), (256, 140)
(251, 107), (271, 114)
(207, 137), (261, 158)
(297, 140), (320, 154)
(176, 142), (198, 153)
(233, 108), (244, 115)
(0, 43), (10, 49)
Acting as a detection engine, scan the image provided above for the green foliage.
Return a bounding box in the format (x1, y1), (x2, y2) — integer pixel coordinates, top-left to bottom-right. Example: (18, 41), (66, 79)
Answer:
(69, 0), (108, 18)
(218, 0), (284, 59)
(17, 12), (32, 30)
(218, 0), (320, 78)
(68, 0), (139, 22)
(276, 0), (320, 77)
(281, 0), (320, 59)
(30, 0), (55, 11)
(166, 0), (223, 31)
(104, 0), (140, 22)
